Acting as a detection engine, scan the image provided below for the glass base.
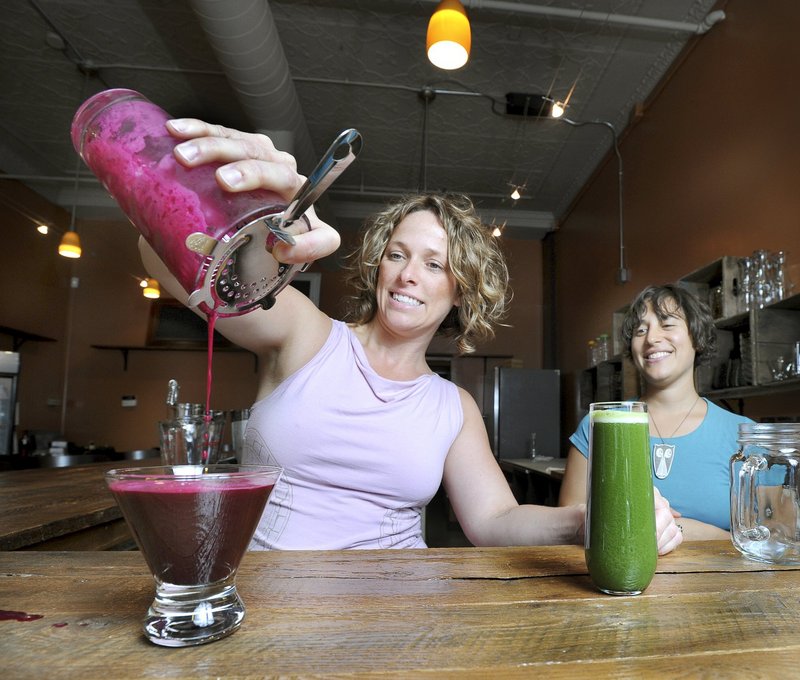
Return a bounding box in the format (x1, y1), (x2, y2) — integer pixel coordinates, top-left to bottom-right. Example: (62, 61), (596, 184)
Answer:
(598, 586), (643, 596)
(144, 578), (245, 647)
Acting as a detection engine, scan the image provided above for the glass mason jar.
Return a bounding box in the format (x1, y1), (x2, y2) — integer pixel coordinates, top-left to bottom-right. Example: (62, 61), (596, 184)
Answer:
(71, 88), (308, 316)
(730, 422), (800, 565)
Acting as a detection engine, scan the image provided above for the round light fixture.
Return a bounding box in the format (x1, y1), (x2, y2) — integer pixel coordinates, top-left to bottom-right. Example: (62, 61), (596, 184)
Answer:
(427, 0), (471, 71)
(58, 230), (82, 258)
(142, 278), (161, 299)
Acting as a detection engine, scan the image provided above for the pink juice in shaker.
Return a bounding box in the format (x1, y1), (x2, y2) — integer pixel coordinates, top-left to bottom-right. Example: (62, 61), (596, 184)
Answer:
(71, 88), (307, 316)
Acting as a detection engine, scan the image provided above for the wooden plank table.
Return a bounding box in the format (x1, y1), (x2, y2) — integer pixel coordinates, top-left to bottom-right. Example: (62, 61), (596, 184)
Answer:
(2, 541), (798, 677)
(0, 458), (158, 550)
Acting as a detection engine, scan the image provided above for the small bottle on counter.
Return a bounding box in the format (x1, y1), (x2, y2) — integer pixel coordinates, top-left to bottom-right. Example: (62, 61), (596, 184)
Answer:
(794, 341), (800, 378)
(166, 379), (179, 420)
(597, 334), (610, 363)
(587, 340), (597, 367)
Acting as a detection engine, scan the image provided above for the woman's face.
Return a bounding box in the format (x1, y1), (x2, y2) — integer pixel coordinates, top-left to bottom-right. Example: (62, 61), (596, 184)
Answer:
(375, 209), (460, 339)
(630, 299), (696, 388)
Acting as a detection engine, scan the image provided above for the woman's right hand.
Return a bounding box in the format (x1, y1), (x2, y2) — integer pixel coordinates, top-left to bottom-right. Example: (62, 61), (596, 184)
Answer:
(166, 118), (342, 266)
(654, 487), (683, 555)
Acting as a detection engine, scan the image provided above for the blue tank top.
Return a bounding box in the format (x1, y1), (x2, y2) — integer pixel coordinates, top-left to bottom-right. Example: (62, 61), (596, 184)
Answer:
(570, 399), (753, 530)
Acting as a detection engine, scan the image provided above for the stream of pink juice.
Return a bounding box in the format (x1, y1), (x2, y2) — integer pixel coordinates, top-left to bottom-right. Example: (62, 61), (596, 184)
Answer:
(201, 312), (219, 464)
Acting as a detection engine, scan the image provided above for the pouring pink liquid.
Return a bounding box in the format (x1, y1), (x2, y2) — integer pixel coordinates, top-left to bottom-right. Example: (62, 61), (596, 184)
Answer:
(73, 90), (279, 439)
(72, 90), (359, 456)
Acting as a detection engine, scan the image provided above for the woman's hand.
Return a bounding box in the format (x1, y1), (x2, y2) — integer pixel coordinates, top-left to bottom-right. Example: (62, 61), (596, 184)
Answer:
(166, 118), (341, 265)
(654, 487), (683, 555)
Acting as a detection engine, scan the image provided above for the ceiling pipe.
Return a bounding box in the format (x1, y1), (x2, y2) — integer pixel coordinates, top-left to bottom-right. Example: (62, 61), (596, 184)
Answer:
(421, 1), (725, 35)
(186, 0), (316, 174)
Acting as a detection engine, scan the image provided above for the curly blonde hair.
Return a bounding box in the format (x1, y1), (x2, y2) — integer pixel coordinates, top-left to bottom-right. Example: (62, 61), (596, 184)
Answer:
(343, 193), (510, 354)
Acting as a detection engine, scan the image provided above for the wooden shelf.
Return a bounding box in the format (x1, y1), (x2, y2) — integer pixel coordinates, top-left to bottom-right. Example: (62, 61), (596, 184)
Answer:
(704, 376), (800, 400)
(91, 344), (257, 371)
(0, 325), (56, 351)
(585, 260), (800, 407)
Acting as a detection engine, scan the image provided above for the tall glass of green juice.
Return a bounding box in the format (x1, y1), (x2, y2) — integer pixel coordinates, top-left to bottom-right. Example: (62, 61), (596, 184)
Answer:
(585, 401), (657, 595)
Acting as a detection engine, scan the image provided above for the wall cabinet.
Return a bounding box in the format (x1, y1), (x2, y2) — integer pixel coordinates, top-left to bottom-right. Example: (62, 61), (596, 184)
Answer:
(580, 257), (800, 406)
(579, 356), (638, 409)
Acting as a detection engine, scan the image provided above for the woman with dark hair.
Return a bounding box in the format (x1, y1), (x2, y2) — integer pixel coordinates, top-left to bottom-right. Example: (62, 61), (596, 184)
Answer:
(140, 119), (686, 552)
(559, 284), (753, 540)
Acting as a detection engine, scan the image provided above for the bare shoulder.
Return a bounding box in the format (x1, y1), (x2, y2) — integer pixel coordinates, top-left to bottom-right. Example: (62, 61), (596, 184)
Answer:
(455, 385), (483, 420)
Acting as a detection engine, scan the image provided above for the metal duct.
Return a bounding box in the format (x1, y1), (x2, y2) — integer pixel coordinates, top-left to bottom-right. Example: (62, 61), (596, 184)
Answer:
(186, 0), (317, 173)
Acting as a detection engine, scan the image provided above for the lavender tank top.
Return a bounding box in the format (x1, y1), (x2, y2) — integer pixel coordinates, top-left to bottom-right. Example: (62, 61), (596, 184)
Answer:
(243, 320), (463, 550)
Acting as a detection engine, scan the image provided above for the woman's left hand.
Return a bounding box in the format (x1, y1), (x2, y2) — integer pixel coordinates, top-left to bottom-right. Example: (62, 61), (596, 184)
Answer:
(654, 487), (683, 555)
(166, 118), (341, 266)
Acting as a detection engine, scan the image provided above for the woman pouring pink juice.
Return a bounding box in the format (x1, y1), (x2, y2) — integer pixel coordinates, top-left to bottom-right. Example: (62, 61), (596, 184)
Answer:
(72, 89), (361, 423)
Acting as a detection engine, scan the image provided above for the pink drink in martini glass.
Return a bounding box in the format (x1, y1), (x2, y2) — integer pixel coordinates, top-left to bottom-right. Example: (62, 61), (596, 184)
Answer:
(106, 464), (281, 647)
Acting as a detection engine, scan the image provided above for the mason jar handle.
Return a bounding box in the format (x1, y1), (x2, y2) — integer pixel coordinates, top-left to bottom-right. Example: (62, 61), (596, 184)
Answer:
(735, 455), (771, 541)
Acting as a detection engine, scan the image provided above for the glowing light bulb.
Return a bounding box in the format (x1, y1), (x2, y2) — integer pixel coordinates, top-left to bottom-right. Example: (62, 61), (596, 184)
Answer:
(551, 101), (565, 119)
(142, 278), (161, 299)
(58, 230), (81, 258)
(510, 187), (521, 201)
(426, 0), (471, 70)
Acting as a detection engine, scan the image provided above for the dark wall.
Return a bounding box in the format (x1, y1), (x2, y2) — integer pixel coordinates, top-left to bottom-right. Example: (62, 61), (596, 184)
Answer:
(555, 0), (800, 432)
(1, 185), (544, 452)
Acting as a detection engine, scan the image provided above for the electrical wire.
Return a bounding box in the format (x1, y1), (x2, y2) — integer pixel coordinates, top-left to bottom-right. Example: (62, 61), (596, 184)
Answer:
(561, 117), (627, 281)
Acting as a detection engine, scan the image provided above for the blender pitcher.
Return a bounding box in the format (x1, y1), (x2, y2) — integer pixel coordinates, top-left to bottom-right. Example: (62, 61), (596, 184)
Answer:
(71, 89), (361, 316)
(730, 422), (800, 565)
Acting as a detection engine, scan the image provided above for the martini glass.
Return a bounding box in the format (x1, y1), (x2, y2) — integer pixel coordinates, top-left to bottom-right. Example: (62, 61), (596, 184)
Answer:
(106, 464), (281, 647)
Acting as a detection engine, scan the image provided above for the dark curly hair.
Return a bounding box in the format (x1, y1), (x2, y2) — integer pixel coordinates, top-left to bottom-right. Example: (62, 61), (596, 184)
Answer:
(342, 193), (510, 355)
(620, 284), (717, 366)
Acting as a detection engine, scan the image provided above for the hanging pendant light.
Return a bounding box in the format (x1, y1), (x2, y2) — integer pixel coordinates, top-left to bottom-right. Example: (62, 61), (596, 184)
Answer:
(60, 131), (84, 258)
(142, 278), (161, 299)
(58, 230), (82, 258)
(427, 0), (471, 71)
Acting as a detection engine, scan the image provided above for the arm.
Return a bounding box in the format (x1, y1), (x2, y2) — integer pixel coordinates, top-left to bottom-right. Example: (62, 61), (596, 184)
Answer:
(558, 445), (588, 506)
(674, 517), (729, 541)
(443, 390), (585, 547)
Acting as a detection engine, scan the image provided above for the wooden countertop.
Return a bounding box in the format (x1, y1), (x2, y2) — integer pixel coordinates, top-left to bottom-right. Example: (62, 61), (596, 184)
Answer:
(2, 541), (798, 677)
(0, 458), (159, 550)
(499, 456), (566, 479)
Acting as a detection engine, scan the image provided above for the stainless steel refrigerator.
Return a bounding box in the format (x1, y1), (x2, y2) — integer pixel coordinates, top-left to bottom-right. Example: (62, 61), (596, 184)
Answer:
(488, 367), (560, 459)
(0, 352), (20, 455)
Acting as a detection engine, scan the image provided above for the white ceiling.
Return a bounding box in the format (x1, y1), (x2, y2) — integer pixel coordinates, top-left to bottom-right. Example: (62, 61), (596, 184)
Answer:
(1, 0), (722, 238)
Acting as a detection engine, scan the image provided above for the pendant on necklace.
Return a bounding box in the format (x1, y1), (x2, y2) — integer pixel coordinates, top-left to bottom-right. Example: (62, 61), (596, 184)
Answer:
(653, 443), (676, 479)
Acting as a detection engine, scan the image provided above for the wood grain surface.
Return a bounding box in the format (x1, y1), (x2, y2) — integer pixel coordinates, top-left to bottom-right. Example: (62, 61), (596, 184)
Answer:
(0, 459), (157, 550)
(1, 541), (798, 678)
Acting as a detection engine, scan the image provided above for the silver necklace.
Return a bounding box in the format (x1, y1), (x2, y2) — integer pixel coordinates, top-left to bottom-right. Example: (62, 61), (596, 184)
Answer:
(649, 396), (700, 480)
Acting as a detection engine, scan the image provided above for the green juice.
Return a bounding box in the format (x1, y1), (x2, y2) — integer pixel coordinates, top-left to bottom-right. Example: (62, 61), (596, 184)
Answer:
(585, 408), (657, 594)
